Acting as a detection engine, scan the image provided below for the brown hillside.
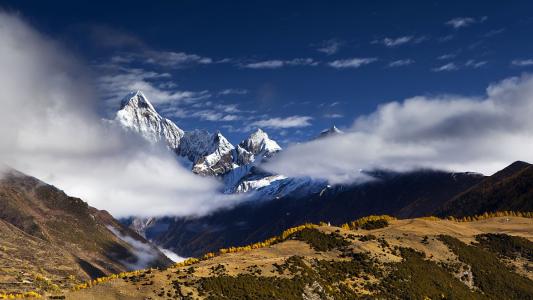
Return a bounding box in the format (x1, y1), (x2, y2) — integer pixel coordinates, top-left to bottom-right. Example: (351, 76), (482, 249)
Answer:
(66, 216), (533, 300)
(438, 161), (533, 217)
(0, 169), (171, 296)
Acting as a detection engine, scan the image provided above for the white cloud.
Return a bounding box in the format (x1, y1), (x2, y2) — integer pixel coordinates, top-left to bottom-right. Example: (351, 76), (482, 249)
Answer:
(243, 58), (318, 69)
(190, 110), (241, 122)
(0, 12), (244, 218)
(264, 74), (533, 183)
(250, 116), (312, 129)
(465, 60), (487, 68)
(328, 58), (377, 69)
(317, 39), (343, 55)
(373, 36), (427, 47)
(113, 50), (213, 69)
(438, 54), (456, 60)
(158, 248), (186, 262)
(432, 62), (459, 72)
(380, 36), (413, 47)
(215, 103), (241, 113)
(144, 50), (212, 67)
(96, 66), (210, 110)
(446, 17), (486, 29)
(324, 113), (343, 119)
(388, 59), (414, 67)
(107, 226), (161, 269)
(218, 88), (248, 96)
(511, 59), (533, 67)
(244, 60), (284, 69)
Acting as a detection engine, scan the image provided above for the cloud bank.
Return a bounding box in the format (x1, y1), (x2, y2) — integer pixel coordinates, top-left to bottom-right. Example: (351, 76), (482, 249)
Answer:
(0, 12), (243, 217)
(264, 74), (533, 183)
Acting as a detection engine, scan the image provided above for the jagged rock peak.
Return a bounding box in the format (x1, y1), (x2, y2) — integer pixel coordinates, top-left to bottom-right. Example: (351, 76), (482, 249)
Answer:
(240, 128), (282, 155)
(115, 90), (184, 149)
(120, 90), (156, 112)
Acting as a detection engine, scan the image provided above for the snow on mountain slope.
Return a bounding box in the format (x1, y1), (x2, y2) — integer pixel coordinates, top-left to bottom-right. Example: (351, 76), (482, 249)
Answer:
(116, 91), (184, 149)
(234, 174), (287, 193)
(115, 91), (236, 176)
(317, 125), (343, 139)
(189, 131), (235, 176)
(115, 90), (327, 197)
(221, 129), (283, 191)
(239, 128), (281, 160)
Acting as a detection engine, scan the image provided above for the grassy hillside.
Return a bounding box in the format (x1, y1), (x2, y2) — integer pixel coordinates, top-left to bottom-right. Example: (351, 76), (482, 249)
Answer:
(65, 214), (533, 300)
(0, 170), (171, 297)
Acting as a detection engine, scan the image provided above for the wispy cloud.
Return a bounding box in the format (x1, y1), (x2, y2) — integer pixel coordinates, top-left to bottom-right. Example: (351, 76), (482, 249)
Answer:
(160, 100), (252, 123)
(143, 51), (213, 67)
(373, 36), (407, 47)
(242, 58), (318, 69)
(465, 60), (487, 68)
(388, 59), (414, 68)
(483, 28), (505, 38)
(317, 39), (343, 55)
(323, 113), (343, 119)
(111, 51), (213, 69)
(96, 66), (210, 111)
(432, 62), (459, 72)
(218, 88), (248, 96)
(243, 60), (284, 69)
(511, 59), (533, 67)
(250, 116), (312, 129)
(446, 16), (487, 29)
(437, 54), (456, 60)
(373, 35), (427, 47)
(328, 58), (377, 69)
(190, 110), (241, 122)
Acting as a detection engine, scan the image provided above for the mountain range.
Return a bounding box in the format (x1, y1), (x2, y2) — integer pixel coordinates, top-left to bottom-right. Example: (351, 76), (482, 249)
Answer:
(116, 91), (314, 196)
(1, 90), (532, 298)
(112, 91), (533, 258)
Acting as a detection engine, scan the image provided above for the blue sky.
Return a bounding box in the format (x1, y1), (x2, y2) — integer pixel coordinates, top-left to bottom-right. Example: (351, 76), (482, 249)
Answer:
(2, 0), (533, 145)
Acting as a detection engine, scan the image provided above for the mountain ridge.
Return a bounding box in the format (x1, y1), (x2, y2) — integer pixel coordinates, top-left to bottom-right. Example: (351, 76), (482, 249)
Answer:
(0, 168), (171, 295)
(437, 160), (533, 217)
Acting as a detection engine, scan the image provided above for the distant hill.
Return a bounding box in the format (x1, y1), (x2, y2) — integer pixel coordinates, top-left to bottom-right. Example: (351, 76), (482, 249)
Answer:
(437, 161), (533, 217)
(0, 169), (170, 295)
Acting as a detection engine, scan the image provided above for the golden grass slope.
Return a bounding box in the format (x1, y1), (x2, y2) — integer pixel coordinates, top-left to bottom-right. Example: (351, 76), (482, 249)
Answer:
(64, 215), (533, 300)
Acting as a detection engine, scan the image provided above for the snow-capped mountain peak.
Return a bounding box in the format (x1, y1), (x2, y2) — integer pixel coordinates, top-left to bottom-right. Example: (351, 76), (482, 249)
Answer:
(189, 130), (235, 176)
(318, 125), (343, 139)
(120, 90), (157, 112)
(114, 91), (320, 195)
(240, 128), (282, 156)
(115, 91), (184, 149)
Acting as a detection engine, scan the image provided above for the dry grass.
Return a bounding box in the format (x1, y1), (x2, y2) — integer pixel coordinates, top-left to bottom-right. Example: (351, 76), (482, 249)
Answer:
(64, 216), (533, 300)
